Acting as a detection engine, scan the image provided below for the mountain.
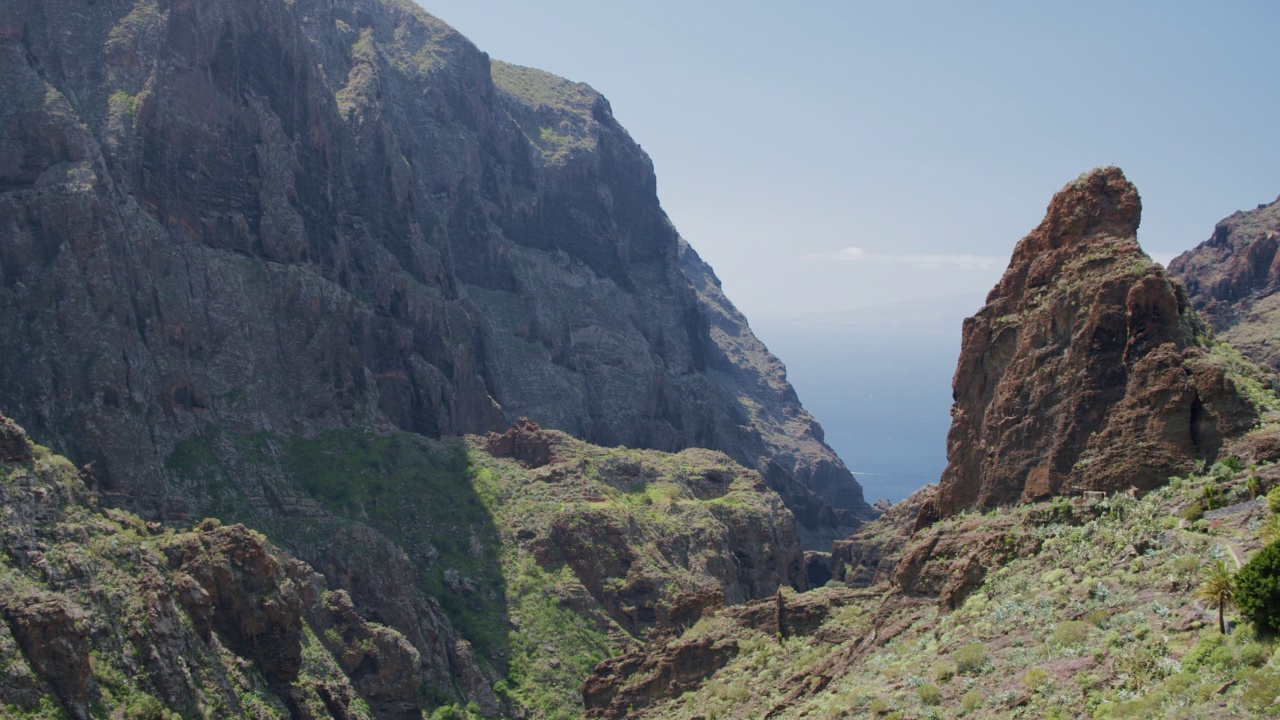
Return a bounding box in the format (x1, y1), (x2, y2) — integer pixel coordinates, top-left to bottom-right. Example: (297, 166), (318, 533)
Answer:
(920, 167), (1259, 523)
(0, 409), (812, 718)
(579, 169), (1280, 719)
(0, 0), (867, 547)
(1169, 197), (1280, 372)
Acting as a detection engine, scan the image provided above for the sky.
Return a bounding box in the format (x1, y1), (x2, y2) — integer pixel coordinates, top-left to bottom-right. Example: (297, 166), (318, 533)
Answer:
(415, 0), (1280, 324)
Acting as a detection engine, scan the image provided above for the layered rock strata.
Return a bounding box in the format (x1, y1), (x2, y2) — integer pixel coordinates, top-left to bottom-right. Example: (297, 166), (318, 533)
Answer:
(0, 0), (868, 547)
(1170, 197), (1280, 370)
(925, 167), (1258, 520)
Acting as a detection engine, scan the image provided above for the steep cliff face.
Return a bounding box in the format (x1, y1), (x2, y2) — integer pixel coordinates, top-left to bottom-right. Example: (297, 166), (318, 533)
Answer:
(926, 168), (1258, 520)
(1170, 197), (1280, 371)
(0, 0), (868, 544)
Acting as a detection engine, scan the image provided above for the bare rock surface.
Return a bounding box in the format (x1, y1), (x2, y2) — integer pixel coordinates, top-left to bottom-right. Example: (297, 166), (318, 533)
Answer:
(1170, 197), (1280, 370)
(0, 0), (868, 548)
(926, 167), (1258, 521)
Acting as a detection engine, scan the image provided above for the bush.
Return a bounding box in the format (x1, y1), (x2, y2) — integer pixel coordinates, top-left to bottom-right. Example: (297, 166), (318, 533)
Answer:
(1236, 541), (1280, 633)
(1021, 667), (1051, 693)
(1202, 482), (1223, 511)
(917, 684), (941, 705)
(932, 661), (956, 683)
(1051, 620), (1090, 646)
(1268, 486), (1280, 514)
(1241, 668), (1280, 716)
(1240, 642), (1268, 668)
(1182, 501), (1205, 523)
(1181, 633), (1224, 672)
(1208, 645), (1238, 669)
(954, 642), (988, 674)
(960, 689), (983, 712)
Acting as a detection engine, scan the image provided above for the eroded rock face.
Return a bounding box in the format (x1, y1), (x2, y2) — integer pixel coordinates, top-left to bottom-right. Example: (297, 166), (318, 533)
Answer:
(580, 588), (861, 719)
(927, 168), (1257, 520)
(1170, 197), (1280, 370)
(0, 415), (32, 463)
(0, 592), (92, 720)
(0, 415), (429, 718)
(163, 521), (307, 685)
(0, 0), (868, 546)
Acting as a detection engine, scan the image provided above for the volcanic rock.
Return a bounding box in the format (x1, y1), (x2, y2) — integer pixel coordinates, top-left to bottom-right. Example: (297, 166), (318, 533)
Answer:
(1170, 197), (1280, 370)
(926, 167), (1257, 521)
(0, 0), (868, 547)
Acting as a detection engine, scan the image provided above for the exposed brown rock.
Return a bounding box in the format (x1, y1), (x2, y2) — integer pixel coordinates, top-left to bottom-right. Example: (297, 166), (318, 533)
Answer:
(0, 415), (32, 463)
(163, 522), (306, 685)
(0, 591), (92, 720)
(832, 485), (936, 588)
(309, 589), (423, 717)
(891, 514), (1041, 609)
(484, 417), (553, 468)
(582, 633), (739, 720)
(1170, 197), (1280, 370)
(927, 167), (1257, 521)
(580, 587), (863, 718)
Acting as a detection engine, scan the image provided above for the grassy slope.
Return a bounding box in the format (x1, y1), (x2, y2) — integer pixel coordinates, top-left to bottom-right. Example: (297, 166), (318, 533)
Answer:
(643, 469), (1280, 720)
(165, 428), (797, 719)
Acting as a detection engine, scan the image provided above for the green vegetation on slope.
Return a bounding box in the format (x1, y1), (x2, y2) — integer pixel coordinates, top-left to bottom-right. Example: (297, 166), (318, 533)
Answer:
(632, 451), (1280, 719)
(165, 425), (799, 719)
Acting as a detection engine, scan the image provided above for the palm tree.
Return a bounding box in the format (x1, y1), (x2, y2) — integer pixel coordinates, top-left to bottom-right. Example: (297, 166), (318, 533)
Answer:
(1260, 515), (1280, 546)
(1194, 560), (1236, 634)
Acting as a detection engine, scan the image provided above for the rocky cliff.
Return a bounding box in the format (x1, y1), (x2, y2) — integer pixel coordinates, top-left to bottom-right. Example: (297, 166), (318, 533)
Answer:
(0, 0), (867, 547)
(0, 413), (429, 719)
(1170, 197), (1280, 371)
(0, 405), (808, 718)
(924, 167), (1260, 520)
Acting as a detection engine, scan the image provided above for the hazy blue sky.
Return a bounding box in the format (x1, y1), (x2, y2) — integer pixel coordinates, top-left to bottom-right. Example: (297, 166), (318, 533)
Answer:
(417, 1), (1280, 323)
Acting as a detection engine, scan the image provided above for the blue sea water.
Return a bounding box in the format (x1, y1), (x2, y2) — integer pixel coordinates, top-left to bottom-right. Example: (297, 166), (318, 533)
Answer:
(752, 295), (982, 504)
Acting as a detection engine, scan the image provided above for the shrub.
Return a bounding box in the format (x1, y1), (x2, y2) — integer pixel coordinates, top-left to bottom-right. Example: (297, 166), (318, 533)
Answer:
(917, 684), (941, 705)
(1051, 620), (1090, 646)
(1021, 667), (1051, 693)
(960, 689), (982, 712)
(1268, 486), (1280, 514)
(1247, 474), (1261, 499)
(1235, 541), (1280, 633)
(954, 642), (988, 674)
(932, 661), (956, 683)
(1088, 609), (1113, 627)
(1262, 515), (1280, 545)
(1202, 482), (1223, 511)
(1208, 644), (1238, 669)
(1181, 633), (1224, 672)
(1182, 501), (1205, 523)
(1241, 668), (1280, 716)
(1240, 642), (1268, 668)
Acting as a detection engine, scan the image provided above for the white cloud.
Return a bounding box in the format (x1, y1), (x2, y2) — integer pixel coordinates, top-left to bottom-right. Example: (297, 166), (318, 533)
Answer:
(808, 246), (1004, 271)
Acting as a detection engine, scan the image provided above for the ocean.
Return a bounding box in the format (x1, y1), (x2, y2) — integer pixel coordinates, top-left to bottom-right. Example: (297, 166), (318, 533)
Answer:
(752, 294), (983, 504)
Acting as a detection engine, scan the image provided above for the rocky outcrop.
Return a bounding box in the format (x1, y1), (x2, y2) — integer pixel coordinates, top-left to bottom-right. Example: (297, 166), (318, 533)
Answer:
(921, 168), (1258, 522)
(0, 413), (427, 718)
(582, 633), (739, 720)
(1170, 197), (1280, 370)
(163, 521), (308, 685)
(0, 415), (32, 463)
(580, 587), (862, 719)
(497, 433), (808, 635)
(0, 592), (93, 720)
(484, 417), (553, 468)
(0, 0), (868, 549)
